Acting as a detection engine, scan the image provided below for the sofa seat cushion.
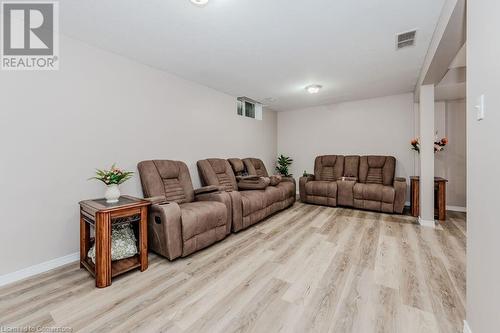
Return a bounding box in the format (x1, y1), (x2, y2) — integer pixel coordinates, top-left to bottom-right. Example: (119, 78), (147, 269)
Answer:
(264, 186), (285, 205)
(275, 181), (295, 199)
(353, 183), (396, 203)
(240, 190), (267, 216)
(180, 201), (227, 241)
(305, 181), (337, 198)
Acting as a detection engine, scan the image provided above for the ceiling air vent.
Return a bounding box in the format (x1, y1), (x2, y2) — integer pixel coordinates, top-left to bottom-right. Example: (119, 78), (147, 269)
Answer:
(396, 30), (417, 49)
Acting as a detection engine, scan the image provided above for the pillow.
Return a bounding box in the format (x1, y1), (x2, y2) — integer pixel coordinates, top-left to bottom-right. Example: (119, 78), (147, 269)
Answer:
(88, 224), (138, 264)
(269, 174), (282, 186)
(237, 177), (270, 190)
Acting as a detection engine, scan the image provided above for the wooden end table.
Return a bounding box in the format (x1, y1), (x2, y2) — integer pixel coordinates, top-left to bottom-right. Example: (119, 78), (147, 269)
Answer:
(410, 176), (448, 221)
(79, 195), (150, 288)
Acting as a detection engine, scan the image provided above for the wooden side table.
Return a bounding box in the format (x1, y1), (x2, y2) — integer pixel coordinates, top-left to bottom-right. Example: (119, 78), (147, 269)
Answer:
(79, 195), (150, 288)
(410, 176), (448, 221)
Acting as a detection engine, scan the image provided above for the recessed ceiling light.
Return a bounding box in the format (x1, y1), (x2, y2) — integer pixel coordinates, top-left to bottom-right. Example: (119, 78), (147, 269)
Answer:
(305, 84), (322, 94)
(190, 0), (209, 6)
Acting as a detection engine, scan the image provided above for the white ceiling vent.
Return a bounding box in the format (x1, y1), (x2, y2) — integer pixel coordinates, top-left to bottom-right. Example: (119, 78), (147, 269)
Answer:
(396, 30), (417, 49)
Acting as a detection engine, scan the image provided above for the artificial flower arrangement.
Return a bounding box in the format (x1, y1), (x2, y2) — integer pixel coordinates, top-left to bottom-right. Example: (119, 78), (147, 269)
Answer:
(89, 164), (133, 203)
(410, 136), (448, 153)
(90, 164), (134, 185)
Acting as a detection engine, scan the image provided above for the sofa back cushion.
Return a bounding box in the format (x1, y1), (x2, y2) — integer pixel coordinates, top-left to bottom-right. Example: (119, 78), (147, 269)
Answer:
(243, 158), (269, 177)
(228, 158), (246, 176)
(197, 158), (238, 191)
(138, 160), (194, 203)
(343, 155), (360, 178)
(314, 155), (344, 181)
(359, 156), (396, 186)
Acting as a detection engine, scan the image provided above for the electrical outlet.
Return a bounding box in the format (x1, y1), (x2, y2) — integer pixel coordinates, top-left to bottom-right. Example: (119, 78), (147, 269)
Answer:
(476, 94), (485, 121)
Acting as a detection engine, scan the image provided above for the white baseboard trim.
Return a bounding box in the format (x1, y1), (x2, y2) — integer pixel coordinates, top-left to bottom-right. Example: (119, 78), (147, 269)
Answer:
(0, 252), (79, 288)
(463, 320), (472, 333)
(418, 217), (436, 228)
(447, 205), (467, 212)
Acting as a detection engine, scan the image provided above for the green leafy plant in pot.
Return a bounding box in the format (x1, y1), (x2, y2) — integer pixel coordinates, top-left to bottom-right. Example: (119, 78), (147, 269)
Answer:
(276, 154), (293, 177)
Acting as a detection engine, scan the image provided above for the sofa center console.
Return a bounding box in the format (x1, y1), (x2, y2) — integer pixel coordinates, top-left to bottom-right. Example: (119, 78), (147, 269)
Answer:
(337, 177), (357, 207)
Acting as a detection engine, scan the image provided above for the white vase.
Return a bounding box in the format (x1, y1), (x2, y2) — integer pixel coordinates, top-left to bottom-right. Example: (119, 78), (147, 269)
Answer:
(105, 184), (120, 203)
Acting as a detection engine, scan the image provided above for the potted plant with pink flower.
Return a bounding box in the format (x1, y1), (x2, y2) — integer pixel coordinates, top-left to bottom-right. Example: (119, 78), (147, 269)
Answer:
(89, 164), (133, 203)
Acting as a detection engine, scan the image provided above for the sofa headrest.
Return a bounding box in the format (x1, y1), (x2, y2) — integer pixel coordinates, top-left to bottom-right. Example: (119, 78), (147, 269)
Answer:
(344, 156), (360, 178)
(228, 158), (245, 173)
(243, 158), (269, 177)
(314, 155), (344, 181)
(320, 155), (339, 167)
(153, 160), (183, 179)
(359, 155), (396, 185)
(197, 158), (238, 191)
(208, 158), (229, 173)
(137, 160), (194, 203)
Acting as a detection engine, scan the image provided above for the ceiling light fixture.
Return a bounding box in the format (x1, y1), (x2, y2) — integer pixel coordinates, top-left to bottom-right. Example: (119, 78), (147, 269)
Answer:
(190, 0), (209, 6)
(305, 84), (322, 94)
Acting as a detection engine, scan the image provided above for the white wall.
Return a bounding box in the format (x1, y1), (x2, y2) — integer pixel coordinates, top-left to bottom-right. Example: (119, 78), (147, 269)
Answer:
(413, 100), (467, 208)
(434, 100), (466, 208)
(467, 0), (500, 331)
(0, 36), (277, 276)
(277, 93), (415, 190)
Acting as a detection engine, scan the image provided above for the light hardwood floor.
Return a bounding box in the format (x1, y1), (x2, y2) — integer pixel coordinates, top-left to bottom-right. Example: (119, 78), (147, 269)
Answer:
(0, 202), (466, 333)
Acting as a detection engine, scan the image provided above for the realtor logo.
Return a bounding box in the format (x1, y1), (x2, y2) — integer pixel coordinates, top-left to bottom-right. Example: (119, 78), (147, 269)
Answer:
(1, 1), (59, 70)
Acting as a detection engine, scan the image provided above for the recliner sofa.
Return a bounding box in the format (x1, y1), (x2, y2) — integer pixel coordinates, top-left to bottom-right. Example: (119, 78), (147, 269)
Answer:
(197, 158), (296, 232)
(138, 160), (232, 260)
(300, 155), (406, 214)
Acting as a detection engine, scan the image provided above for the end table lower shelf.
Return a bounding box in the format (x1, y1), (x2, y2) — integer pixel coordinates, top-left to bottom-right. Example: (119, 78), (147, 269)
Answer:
(81, 254), (142, 279)
(79, 195), (150, 288)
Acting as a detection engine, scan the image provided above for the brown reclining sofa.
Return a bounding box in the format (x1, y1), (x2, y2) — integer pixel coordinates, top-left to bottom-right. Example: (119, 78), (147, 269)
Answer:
(138, 160), (232, 260)
(197, 158), (296, 232)
(299, 155), (406, 214)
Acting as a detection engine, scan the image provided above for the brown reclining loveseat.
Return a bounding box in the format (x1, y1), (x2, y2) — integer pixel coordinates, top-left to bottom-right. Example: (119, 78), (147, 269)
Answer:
(138, 160), (232, 260)
(299, 155), (406, 214)
(197, 158), (296, 232)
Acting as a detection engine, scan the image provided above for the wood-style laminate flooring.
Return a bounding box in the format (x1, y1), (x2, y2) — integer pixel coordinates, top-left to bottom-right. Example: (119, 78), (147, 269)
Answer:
(0, 202), (466, 333)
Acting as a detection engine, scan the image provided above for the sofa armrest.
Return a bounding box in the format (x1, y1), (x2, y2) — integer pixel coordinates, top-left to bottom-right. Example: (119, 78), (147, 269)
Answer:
(194, 185), (220, 195)
(299, 175), (314, 202)
(145, 195), (168, 205)
(281, 176), (296, 185)
(195, 191), (232, 234)
(393, 177), (407, 214)
(269, 174), (282, 186)
(149, 202), (183, 260)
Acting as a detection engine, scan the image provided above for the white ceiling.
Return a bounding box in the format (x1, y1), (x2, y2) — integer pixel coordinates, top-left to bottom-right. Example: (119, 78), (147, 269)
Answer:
(60, 0), (446, 111)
